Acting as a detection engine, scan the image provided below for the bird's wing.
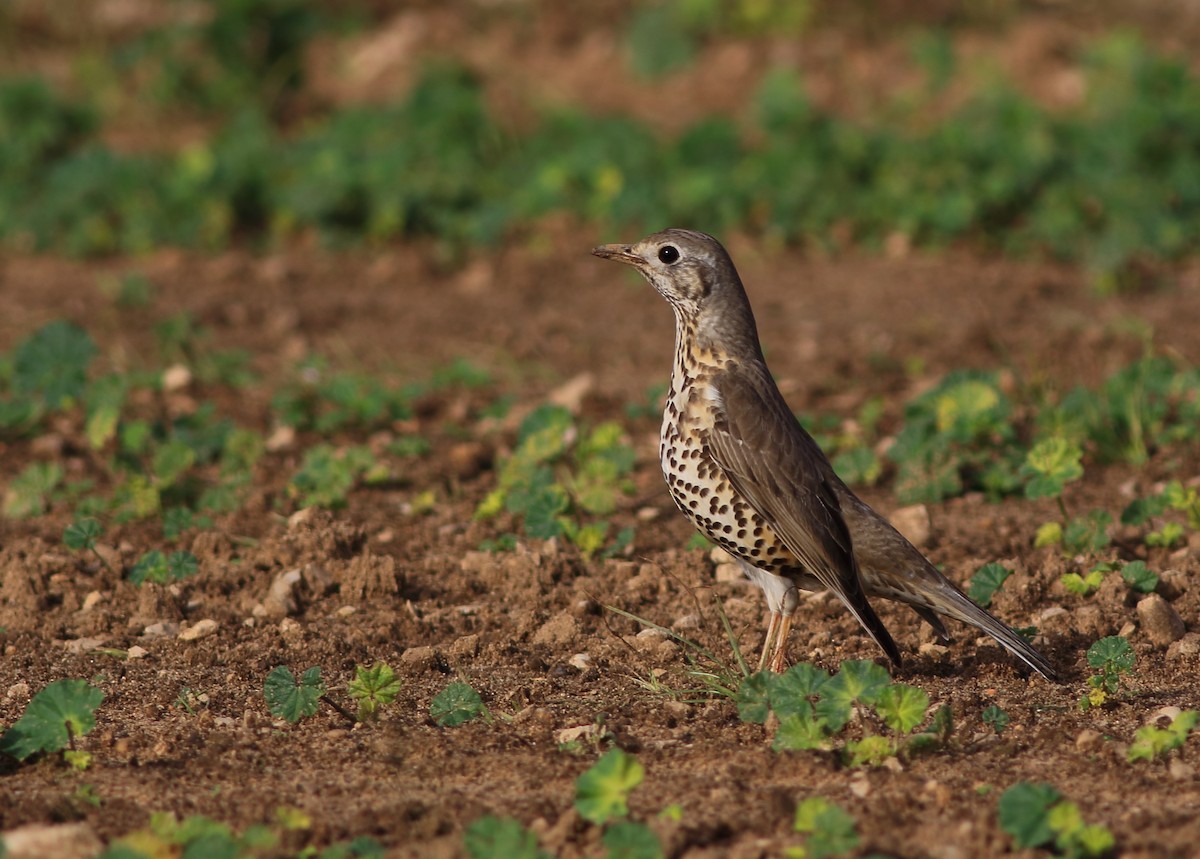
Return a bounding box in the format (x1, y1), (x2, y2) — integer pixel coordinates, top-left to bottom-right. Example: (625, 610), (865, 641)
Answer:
(705, 361), (902, 666)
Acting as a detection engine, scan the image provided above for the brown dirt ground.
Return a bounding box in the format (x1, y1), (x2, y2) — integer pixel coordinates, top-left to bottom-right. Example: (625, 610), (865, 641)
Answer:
(5, 5), (1200, 858)
(2, 233), (1200, 858)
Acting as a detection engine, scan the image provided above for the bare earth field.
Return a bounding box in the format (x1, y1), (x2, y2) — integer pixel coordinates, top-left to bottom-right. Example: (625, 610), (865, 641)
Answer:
(2, 233), (1200, 857)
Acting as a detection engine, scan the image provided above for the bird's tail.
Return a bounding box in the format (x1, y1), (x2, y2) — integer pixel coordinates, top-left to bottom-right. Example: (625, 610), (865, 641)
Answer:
(831, 587), (904, 670)
(878, 574), (1059, 681)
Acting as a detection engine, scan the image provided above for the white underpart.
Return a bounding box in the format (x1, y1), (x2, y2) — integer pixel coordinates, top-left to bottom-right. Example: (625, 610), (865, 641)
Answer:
(737, 558), (799, 616)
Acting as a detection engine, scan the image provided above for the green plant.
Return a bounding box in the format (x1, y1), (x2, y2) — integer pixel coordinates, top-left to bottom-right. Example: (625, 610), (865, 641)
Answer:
(967, 562), (1013, 608)
(62, 517), (114, 572)
(1022, 436), (1084, 501)
(464, 817), (549, 859)
(887, 371), (1019, 503)
(741, 660), (945, 764)
(347, 662), (401, 722)
(982, 705), (1010, 734)
(127, 549), (199, 585)
(1061, 567), (1104, 597)
(1128, 710), (1197, 762)
(288, 444), (381, 509)
(602, 821), (663, 859)
(998, 782), (1114, 858)
(575, 748), (645, 824)
(430, 681), (486, 727)
(264, 666), (325, 724)
(2, 461), (64, 518)
(476, 405), (636, 557)
(0, 679), (105, 764)
(789, 797), (859, 859)
(1080, 636), (1136, 710)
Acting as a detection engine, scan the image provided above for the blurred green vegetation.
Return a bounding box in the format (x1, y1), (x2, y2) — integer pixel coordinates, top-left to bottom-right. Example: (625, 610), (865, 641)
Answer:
(2, 4), (1199, 286)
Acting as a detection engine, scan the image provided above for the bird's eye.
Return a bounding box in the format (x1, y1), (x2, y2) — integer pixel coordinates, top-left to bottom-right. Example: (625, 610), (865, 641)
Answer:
(658, 245), (680, 264)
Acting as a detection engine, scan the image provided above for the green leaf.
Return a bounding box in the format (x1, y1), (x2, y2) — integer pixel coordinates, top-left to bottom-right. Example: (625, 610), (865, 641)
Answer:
(0, 679), (105, 760)
(1121, 493), (1168, 525)
(63, 517), (103, 551)
(128, 549), (198, 585)
(464, 816), (548, 859)
(1086, 636), (1135, 672)
(843, 734), (892, 768)
(734, 673), (772, 724)
(13, 321), (97, 408)
(875, 683), (929, 734)
(1128, 710), (1197, 762)
(1061, 569), (1104, 596)
(967, 562), (1012, 608)
(769, 662), (831, 719)
(982, 705), (1010, 734)
(430, 681), (484, 727)
(1021, 436), (1084, 499)
(263, 666), (325, 724)
(1062, 509), (1112, 554)
(602, 821), (663, 859)
(1034, 521), (1063, 548)
(1120, 561), (1158, 594)
(997, 782), (1061, 849)
(793, 797), (859, 859)
(575, 748), (644, 824)
(85, 401), (121, 450)
(772, 708), (831, 752)
(152, 439), (197, 487)
(3, 461), (63, 518)
(814, 660), (890, 732)
(347, 662), (402, 721)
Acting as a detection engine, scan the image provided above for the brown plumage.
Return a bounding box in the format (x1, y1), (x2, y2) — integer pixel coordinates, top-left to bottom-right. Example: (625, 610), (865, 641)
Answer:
(592, 228), (1057, 680)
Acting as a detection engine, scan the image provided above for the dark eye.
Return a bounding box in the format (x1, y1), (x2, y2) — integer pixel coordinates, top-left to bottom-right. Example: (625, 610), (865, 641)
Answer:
(658, 245), (680, 264)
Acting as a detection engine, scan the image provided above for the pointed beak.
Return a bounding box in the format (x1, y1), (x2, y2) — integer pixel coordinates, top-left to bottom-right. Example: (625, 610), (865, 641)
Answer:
(591, 243), (641, 266)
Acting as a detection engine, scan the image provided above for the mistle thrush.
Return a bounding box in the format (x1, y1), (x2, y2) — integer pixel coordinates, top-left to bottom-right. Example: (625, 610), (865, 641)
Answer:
(593, 228), (1057, 680)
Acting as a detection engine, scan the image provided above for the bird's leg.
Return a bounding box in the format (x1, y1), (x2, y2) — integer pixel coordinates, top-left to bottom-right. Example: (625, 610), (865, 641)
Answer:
(768, 612), (794, 673)
(757, 611), (782, 673)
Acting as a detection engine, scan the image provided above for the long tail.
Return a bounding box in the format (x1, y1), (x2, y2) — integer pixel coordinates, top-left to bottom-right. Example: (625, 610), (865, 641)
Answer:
(831, 585), (904, 670)
(876, 574), (1059, 681)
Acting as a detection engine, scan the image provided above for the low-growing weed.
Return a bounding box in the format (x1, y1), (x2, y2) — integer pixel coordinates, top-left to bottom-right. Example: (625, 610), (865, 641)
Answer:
(967, 562), (1013, 608)
(575, 748), (645, 824)
(98, 810), (386, 859)
(1068, 560), (1158, 597)
(982, 705), (1010, 735)
(738, 659), (948, 764)
(1128, 709), (1197, 762)
(288, 444), (381, 509)
(997, 782), (1114, 858)
(0, 679), (105, 767)
(346, 662), (401, 722)
(264, 665), (326, 724)
(1080, 636), (1136, 710)
(887, 370), (1019, 504)
(790, 797), (860, 859)
(430, 680), (488, 727)
(464, 817), (550, 859)
(476, 405), (636, 557)
(127, 549), (199, 585)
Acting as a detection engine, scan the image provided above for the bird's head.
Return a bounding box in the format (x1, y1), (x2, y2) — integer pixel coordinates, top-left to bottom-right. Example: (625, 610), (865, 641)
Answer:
(592, 228), (759, 354)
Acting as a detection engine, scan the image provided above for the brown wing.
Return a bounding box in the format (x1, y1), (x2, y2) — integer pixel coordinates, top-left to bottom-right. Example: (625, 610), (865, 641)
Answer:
(706, 361), (902, 667)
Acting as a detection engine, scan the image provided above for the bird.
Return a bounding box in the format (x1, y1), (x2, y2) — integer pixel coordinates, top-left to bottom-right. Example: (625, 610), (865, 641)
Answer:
(592, 228), (1058, 680)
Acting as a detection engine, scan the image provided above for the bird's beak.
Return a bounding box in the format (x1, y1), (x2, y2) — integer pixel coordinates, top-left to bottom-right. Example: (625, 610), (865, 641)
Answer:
(591, 243), (640, 266)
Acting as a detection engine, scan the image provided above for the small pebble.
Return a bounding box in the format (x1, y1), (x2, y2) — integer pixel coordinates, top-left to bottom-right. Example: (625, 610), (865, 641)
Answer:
(178, 619), (218, 642)
(1137, 594), (1186, 646)
(568, 653), (593, 671)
